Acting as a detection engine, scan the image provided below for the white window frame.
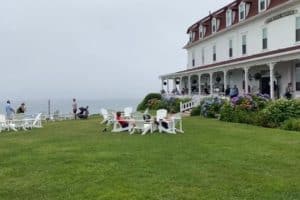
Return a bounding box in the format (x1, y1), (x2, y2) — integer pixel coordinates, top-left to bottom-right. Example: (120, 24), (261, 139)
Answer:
(226, 9), (232, 27)
(239, 2), (246, 21)
(212, 45), (217, 62)
(199, 25), (204, 39)
(229, 39), (233, 58)
(201, 48), (205, 65)
(192, 51), (195, 67)
(296, 16), (300, 43)
(212, 18), (217, 33)
(242, 34), (247, 55)
(259, 0), (267, 12)
(295, 63), (300, 92)
(262, 27), (268, 50)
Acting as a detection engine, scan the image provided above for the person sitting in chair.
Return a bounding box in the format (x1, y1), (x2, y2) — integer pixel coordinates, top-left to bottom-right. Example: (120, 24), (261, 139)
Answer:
(77, 106), (89, 119)
(116, 112), (129, 128)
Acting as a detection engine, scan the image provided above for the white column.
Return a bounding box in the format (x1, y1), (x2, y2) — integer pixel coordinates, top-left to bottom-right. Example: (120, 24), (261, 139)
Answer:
(210, 72), (213, 95)
(188, 75), (191, 96)
(223, 70), (228, 91)
(198, 74), (202, 96)
(173, 79), (176, 91)
(161, 79), (164, 91)
(244, 67), (249, 94)
(269, 63), (275, 99)
(166, 79), (169, 93)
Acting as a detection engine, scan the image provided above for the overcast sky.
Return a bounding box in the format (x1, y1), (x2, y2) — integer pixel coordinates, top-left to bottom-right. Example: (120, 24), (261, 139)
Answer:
(0, 0), (231, 100)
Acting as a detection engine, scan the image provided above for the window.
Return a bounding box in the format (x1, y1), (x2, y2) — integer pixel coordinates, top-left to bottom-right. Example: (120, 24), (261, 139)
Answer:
(213, 45), (216, 62)
(262, 28), (268, 50)
(296, 64), (300, 91)
(296, 17), (300, 42)
(192, 51), (195, 67)
(212, 18), (217, 33)
(242, 35), (247, 55)
(226, 9), (232, 27)
(239, 2), (246, 21)
(259, 0), (267, 12)
(229, 39), (233, 58)
(199, 25), (203, 39)
(189, 31), (196, 42)
(201, 48), (205, 65)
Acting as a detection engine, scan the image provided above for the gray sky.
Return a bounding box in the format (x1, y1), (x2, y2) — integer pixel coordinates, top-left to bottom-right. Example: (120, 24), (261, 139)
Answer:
(0, 0), (231, 100)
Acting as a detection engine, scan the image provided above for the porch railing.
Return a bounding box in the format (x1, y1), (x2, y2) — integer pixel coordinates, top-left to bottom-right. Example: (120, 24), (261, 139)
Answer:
(180, 96), (201, 113)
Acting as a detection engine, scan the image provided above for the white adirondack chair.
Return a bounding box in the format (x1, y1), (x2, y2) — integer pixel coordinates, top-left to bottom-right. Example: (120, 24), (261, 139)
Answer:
(27, 113), (42, 129)
(124, 107), (133, 118)
(0, 114), (17, 132)
(13, 114), (27, 131)
(130, 112), (152, 135)
(100, 108), (114, 125)
(171, 113), (184, 133)
(156, 109), (176, 134)
(111, 112), (132, 133)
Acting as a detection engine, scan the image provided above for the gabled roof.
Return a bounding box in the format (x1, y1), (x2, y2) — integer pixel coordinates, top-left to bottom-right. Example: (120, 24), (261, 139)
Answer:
(186, 0), (290, 44)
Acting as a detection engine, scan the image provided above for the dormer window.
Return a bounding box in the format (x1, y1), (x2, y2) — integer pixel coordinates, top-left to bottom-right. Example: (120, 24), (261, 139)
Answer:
(212, 18), (217, 33)
(239, 2), (246, 21)
(259, 0), (267, 12)
(226, 9), (232, 27)
(199, 25), (204, 39)
(189, 31), (196, 42)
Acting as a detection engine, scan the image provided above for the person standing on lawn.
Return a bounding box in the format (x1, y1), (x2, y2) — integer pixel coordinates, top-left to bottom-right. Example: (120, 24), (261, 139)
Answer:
(72, 98), (78, 119)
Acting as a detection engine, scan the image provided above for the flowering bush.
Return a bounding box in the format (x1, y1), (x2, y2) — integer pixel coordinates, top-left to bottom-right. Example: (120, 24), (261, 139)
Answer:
(230, 94), (269, 111)
(220, 94), (270, 125)
(200, 97), (225, 118)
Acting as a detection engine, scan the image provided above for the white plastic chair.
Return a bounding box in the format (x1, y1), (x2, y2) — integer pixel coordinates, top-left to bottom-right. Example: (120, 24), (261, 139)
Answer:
(156, 109), (176, 134)
(111, 112), (133, 133)
(100, 108), (109, 124)
(130, 112), (152, 135)
(0, 114), (17, 132)
(28, 113), (42, 129)
(13, 114), (27, 131)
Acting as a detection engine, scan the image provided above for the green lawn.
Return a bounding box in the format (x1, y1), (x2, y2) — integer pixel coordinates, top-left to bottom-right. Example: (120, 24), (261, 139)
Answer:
(0, 117), (299, 200)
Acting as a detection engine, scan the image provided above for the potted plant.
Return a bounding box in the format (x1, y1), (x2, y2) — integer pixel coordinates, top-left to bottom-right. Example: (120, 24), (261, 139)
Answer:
(216, 76), (221, 83)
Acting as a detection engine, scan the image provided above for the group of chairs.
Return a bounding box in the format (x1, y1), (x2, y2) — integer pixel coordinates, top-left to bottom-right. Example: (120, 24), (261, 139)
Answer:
(0, 113), (43, 133)
(100, 107), (184, 135)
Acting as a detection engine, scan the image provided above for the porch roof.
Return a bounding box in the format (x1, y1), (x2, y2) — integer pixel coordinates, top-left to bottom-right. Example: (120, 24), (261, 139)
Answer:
(161, 45), (300, 79)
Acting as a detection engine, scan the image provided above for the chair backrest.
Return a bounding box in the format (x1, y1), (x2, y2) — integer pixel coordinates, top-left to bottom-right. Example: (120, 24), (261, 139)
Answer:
(156, 109), (167, 121)
(124, 107), (133, 118)
(14, 114), (25, 121)
(33, 113), (42, 127)
(0, 114), (6, 123)
(100, 108), (109, 119)
(132, 112), (144, 120)
(143, 108), (149, 115)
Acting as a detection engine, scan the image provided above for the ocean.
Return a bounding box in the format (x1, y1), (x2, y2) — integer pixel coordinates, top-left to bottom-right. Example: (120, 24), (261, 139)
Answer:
(2, 98), (141, 115)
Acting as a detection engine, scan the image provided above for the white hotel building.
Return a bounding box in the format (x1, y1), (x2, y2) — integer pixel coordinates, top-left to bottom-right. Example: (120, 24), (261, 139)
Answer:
(160, 0), (300, 99)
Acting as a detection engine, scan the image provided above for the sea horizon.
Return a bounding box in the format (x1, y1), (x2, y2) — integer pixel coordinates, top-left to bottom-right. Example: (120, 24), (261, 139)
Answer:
(1, 98), (141, 115)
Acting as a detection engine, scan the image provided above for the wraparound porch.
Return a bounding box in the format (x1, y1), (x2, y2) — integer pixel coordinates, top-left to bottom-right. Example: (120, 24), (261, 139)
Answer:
(160, 50), (300, 100)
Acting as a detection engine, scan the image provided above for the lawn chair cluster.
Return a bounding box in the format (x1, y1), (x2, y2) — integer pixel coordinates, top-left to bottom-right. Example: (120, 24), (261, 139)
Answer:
(0, 113), (42, 133)
(100, 107), (184, 135)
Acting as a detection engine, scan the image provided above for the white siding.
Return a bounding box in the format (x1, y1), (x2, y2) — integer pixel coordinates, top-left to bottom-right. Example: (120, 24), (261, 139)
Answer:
(186, 3), (300, 68)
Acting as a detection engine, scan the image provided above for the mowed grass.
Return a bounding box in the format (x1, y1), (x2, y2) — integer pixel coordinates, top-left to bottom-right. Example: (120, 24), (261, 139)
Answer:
(0, 117), (299, 200)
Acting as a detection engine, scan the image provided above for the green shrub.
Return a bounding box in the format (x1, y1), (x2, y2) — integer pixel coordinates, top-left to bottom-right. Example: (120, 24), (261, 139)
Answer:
(281, 118), (300, 132)
(137, 93), (190, 113)
(191, 105), (201, 116)
(259, 99), (300, 128)
(200, 97), (225, 118)
(137, 93), (162, 111)
(220, 103), (260, 124)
